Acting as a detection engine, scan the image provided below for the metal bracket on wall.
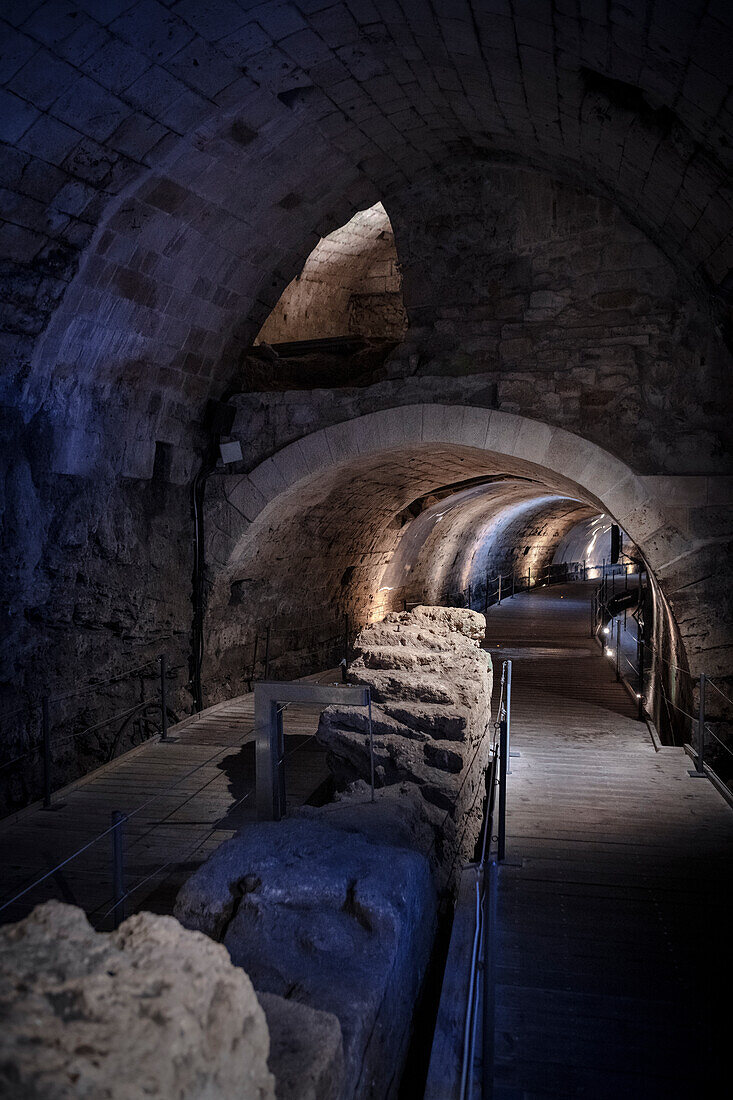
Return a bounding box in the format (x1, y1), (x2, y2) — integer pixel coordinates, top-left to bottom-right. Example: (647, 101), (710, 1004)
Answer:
(254, 682), (371, 821)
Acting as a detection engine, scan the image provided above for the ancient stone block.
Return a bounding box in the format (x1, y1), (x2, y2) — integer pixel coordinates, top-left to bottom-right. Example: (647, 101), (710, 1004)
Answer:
(0, 901), (275, 1099)
(259, 992), (344, 1100)
(175, 816), (436, 1100)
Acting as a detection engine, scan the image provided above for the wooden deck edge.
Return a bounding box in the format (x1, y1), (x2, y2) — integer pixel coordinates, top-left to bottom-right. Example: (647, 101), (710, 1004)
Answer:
(0, 733), (167, 831)
(424, 866), (478, 1100)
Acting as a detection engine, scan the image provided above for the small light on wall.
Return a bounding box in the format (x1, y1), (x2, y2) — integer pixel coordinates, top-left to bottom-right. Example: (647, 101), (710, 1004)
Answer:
(636, 692), (642, 699)
(219, 440), (242, 464)
(605, 647), (613, 658)
(602, 626), (610, 635)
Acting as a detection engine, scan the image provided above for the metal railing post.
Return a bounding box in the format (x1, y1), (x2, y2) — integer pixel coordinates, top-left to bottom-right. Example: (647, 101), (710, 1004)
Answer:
(498, 718), (508, 863)
(158, 653), (168, 741)
(248, 633), (259, 690)
(590, 594), (595, 638)
(637, 635), (644, 720)
(511, 571), (515, 598)
(42, 696), (51, 809)
(698, 673), (706, 772)
(528, 565), (531, 589)
(276, 702), (285, 818)
(482, 856), (497, 1099)
(505, 659), (513, 772)
(615, 620), (621, 682)
(111, 811), (126, 929)
(498, 574), (502, 605)
(687, 673), (707, 778)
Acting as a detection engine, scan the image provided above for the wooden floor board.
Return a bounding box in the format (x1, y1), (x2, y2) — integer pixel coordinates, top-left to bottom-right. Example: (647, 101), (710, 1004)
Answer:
(0, 677), (334, 926)
(481, 583), (732, 1098)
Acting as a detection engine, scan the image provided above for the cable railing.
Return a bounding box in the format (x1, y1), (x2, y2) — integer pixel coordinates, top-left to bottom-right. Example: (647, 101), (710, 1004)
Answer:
(457, 658), (512, 1100)
(0, 655), (187, 815)
(0, 607), (362, 928)
(591, 572), (733, 803)
(404, 556), (640, 620)
(242, 610), (353, 689)
(0, 692), (310, 930)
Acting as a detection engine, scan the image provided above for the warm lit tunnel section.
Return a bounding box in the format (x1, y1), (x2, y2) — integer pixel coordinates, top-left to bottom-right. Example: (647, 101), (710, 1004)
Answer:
(255, 202), (407, 344)
(379, 484), (597, 612)
(203, 442), (607, 701)
(553, 514), (634, 577)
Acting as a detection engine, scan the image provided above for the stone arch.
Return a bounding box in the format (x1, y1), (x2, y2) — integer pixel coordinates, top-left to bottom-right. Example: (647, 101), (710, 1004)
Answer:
(224, 405), (674, 567)
(201, 404), (707, 707)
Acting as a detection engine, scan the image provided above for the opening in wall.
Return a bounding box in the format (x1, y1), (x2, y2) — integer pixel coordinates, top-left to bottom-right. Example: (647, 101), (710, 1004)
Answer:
(256, 202), (407, 345)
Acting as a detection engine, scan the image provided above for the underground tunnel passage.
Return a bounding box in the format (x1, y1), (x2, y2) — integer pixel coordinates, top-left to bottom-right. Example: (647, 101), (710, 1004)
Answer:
(1, 1), (733, 1098)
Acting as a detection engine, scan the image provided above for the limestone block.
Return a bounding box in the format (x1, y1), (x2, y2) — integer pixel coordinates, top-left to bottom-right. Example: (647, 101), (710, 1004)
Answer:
(459, 405), (492, 449)
(270, 439), (311, 487)
(325, 419), (362, 464)
(175, 817), (436, 1100)
(227, 474), (268, 522)
(297, 430), (334, 475)
(484, 410), (523, 457)
(315, 605), (493, 887)
(421, 403), (465, 443)
(259, 992), (344, 1100)
(373, 404), (423, 450)
(0, 901), (275, 1100)
(247, 456), (287, 503)
(513, 417), (555, 467)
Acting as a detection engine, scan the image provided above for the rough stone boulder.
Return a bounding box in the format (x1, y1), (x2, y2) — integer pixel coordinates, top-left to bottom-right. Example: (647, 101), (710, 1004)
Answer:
(259, 993), (343, 1100)
(175, 816), (437, 1100)
(317, 606), (493, 885)
(0, 900), (275, 1100)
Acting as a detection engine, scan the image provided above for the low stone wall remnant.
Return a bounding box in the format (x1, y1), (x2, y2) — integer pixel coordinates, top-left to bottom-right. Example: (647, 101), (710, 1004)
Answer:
(175, 816), (436, 1100)
(317, 605), (493, 890)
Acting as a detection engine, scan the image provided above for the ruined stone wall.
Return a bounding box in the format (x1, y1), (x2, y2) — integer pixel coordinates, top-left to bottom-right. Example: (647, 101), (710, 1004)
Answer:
(386, 161), (732, 475)
(0, 413), (193, 813)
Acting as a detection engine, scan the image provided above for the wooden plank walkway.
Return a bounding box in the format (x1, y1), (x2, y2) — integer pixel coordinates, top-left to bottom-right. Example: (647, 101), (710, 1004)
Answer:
(0, 672), (336, 928)
(483, 583), (733, 1098)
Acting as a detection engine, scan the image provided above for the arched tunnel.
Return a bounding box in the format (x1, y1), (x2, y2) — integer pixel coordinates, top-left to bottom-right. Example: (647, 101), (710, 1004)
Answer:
(1, 2), (732, 1097)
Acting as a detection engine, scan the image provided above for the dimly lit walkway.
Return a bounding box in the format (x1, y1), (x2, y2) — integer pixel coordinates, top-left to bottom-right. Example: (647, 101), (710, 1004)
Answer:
(484, 583), (733, 1098)
(0, 677), (333, 928)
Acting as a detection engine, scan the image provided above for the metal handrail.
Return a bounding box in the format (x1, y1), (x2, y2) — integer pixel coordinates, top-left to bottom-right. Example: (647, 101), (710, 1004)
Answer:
(458, 659), (512, 1099)
(591, 576), (732, 801)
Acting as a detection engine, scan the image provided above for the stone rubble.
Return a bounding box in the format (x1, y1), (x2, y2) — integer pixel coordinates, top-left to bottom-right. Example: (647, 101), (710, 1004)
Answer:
(0, 901), (276, 1100)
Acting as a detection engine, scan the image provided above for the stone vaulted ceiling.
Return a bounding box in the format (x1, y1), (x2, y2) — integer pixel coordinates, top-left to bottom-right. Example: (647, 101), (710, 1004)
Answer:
(2, 0), (732, 465)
